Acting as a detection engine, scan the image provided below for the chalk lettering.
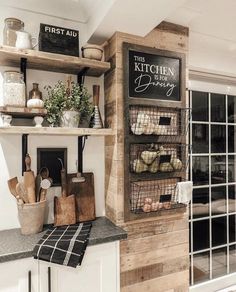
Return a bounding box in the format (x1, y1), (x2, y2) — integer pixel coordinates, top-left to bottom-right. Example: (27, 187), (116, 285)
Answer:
(134, 74), (176, 97)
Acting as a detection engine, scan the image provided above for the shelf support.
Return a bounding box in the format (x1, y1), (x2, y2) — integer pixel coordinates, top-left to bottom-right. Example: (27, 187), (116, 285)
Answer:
(20, 57), (27, 107)
(77, 67), (89, 85)
(22, 134), (28, 175)
(20, 57), (27, 84)
(77, 136), (88, 173)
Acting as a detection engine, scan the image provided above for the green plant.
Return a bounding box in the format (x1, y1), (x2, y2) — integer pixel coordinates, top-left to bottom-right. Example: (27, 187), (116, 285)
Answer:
(44, 81), (93, 126)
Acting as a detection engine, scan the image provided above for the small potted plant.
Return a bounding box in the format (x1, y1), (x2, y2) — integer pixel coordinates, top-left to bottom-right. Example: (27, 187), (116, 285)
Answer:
(44, 79), (93, 128)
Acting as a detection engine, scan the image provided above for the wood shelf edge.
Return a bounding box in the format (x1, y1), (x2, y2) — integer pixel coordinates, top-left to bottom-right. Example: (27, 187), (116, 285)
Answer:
(0, 46), (111, 76)
(0, 126), (115, 136)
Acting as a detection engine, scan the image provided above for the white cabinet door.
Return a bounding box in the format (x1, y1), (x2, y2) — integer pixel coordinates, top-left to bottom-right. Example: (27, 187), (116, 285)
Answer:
(0, 258), (38, 292)
(39, 241), (120, 292)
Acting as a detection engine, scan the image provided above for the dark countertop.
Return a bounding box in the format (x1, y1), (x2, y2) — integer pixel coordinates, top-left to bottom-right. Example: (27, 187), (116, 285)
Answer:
(0, 217), (127, 263)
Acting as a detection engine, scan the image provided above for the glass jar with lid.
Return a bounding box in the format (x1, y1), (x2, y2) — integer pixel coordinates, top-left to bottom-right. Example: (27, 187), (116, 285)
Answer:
(3, 18), (24, 46)
(3, 71), (26, 107)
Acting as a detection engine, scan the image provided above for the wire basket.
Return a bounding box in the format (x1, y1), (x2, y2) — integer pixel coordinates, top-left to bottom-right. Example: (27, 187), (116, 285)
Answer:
(129, 105), (189, 136)
(130, 143), (188, 174)
(130, 178), (179, 213)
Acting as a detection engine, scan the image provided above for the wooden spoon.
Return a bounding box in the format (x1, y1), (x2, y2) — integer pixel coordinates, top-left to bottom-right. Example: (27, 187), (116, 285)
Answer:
(7, 177), (18, 198)
(16, 182), (29, 203)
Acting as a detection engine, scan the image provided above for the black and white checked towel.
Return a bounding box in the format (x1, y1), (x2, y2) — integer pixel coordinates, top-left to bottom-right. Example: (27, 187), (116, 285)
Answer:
(33, 222), (92, 268)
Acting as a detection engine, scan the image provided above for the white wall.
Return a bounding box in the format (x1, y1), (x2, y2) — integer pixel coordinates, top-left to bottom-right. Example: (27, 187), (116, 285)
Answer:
(0, 7), (105, 230)
(189, 31), (236, 77)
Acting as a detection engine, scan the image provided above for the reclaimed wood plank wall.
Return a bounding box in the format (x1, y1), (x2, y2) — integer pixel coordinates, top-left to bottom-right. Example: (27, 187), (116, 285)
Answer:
(104, 22), (189, 292)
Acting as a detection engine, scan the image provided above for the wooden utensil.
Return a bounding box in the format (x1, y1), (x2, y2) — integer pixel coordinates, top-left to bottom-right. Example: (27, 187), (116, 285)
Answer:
(54, 161), (76, 226)
(16, 182), (29, 203)
(67, 172), (95, 222)
(23, 154), (35, 203)
(35, 174), (42, 202)
(39, 178), (52, 202)
(7, 177), (18, 198)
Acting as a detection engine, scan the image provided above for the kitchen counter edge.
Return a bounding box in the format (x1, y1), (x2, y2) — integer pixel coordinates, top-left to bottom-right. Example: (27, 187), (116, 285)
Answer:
(0, 217), (127, 263)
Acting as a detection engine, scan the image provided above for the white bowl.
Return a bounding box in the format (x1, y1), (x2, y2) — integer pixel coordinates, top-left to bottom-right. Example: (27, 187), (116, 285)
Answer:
(81, 44), (103, 61)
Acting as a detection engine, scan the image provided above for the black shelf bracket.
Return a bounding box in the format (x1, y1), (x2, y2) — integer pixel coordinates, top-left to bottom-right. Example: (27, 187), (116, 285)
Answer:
(77, 67), (89, 85)
(20, 57), (27, 84)
(20, 57), (27, 107)
(22, 134), (28, 175)
(77, 136), (88, 173)
(77, 67), (89, 172)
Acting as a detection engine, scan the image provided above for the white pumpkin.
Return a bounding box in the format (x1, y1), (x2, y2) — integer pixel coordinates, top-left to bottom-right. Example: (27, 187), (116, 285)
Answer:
(136, 112), (151, 125)
(143, 123), (155, 135)
(27, 98), (44, 108)
(131, 123), (144, 135)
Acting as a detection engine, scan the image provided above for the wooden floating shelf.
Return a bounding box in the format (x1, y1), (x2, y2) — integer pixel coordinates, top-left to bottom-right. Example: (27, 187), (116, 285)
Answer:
(0, 46), (110, 76)
(0, 106), (47, 118)
(0, 126), (114, 136)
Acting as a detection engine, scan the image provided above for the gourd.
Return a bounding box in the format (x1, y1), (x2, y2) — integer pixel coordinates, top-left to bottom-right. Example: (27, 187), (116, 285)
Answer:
(141, 151), (157, 165)
(171, 158), (183, 170)
(159, 162), (174, 172)
(133, 159), (148, 173)
(149, 159), (159, 173)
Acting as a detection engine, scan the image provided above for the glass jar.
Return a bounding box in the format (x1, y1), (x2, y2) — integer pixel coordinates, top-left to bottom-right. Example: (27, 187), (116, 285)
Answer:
(3, 18), (24, 46)
(3, 71), (26, 107)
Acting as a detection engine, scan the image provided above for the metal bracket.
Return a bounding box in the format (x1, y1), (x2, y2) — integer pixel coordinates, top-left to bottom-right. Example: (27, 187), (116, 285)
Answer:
(77, 136), (88, 173)
(77, 67), (89, 85)
(22, 134), (28, 175)
(20, 57), (27, 107)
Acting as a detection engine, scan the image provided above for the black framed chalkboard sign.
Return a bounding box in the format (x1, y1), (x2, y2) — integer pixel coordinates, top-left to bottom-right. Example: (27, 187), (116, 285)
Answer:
(123, 43), (186, 103)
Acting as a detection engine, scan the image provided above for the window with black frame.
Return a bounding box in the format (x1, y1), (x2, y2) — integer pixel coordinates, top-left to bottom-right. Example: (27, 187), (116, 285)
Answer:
(189, 90), (236, 285)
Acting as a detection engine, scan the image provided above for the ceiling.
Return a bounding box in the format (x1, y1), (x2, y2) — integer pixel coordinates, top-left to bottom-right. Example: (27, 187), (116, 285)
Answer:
(2, 0), (236, 59)
(0, 0), (97, 23)
(167, 0), (236, 45)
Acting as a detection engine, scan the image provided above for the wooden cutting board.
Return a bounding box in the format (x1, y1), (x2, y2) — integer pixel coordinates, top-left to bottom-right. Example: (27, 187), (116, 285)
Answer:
(67, 172), (95, 222)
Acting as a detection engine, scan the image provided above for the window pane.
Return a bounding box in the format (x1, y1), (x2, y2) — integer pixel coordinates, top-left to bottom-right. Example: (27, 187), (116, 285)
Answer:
(192, 91), (208, 121)
(229, 215), (236, 243)
(193, 219), (210, 252)
(229, 185), (236, 213)
(229, 245), (236, 273)
(229, 155), (236, 183)
(193, 252), (210, 284)
(228, 95), (236, 123)
(212, 217), (227, 247)
(211, 156), (226, 184)
(192, 124), (209, 153)
(211, 186), (226, 215)
(192, 157), (209, 186)
(211, 125), (226, 153)
(211, 93), (226, 122)
(192, 188), (209, 219)
(212, 247), (227, 279)
(228, 126), (236, 153)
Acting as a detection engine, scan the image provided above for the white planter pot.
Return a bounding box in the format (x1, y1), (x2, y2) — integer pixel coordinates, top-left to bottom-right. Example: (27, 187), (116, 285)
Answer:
(60, 110), (80, 128)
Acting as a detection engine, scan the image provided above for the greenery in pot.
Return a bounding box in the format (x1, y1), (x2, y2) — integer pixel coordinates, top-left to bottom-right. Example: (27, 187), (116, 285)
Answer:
(44, 80), (93, 127)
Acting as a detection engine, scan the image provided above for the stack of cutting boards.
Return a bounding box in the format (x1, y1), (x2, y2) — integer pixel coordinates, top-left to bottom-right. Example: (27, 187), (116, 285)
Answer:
(67, 172), (95, 222)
